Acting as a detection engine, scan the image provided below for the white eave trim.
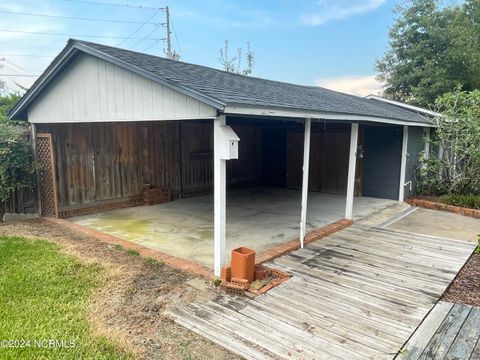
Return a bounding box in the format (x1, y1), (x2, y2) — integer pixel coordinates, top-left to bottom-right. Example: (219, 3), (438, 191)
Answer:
(365, 95), (440, 117)
(224, 104), (436, 127)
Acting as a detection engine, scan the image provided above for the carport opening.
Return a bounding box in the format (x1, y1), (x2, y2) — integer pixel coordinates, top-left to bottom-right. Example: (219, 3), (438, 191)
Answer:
(64, 118), (399, 268)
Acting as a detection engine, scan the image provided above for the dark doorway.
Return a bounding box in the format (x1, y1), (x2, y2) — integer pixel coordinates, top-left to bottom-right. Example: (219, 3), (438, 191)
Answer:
(261, 127), (287, 187)
(362, 126), (402, 200)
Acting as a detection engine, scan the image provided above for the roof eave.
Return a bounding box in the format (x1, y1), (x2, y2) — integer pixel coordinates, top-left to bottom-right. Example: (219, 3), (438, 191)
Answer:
(9, 40), (226, 121)
(223, 104), (436, 127)
(365, 95), (441, 118)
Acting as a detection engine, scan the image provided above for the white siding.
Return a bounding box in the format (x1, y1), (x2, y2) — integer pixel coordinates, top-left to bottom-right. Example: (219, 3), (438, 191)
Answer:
(28, 53), (217, 123)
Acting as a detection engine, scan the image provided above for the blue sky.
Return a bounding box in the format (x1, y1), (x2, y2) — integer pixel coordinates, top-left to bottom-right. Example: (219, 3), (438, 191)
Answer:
(0, 0), (396, 95)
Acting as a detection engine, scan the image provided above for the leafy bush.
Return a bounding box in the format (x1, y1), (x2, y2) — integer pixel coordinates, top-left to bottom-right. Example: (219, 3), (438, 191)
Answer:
(0, 122), (36, 209)
(440, 194), (480, 209)
(417, 87), (480, 196)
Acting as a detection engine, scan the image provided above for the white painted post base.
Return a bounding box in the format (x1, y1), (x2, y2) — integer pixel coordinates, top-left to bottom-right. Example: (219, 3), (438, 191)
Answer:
(345, 123), (359, 220)
(213, 115), (226, 277)
(399, 125), (409, 202)
(299, 118), (311, 248)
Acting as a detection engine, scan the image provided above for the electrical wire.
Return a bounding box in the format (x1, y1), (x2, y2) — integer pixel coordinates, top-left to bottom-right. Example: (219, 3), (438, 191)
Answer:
(141, 40), (160, 52)
(63, 0), (164, 11)
(0, 74), (40, 77)
(0, 29), (158, 40)
(170, 14), (183, 58)
(129, 24), (162, 49)
(2, 60), (40, 74)
(0, 54), (55, 58)
(117, 9), (160, 46)
(0, 9), (160, 24)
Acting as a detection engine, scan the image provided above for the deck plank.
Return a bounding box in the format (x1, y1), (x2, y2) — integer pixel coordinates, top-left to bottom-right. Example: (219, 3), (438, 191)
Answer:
(169, 222), (476, 360)
(445, 306), (480, 360)
(419, 304), (471, 359)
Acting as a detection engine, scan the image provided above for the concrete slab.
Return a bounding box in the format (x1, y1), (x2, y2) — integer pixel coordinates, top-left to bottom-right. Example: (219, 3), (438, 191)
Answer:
(388, 207), (480, 242)
(69, 188), (396, 267)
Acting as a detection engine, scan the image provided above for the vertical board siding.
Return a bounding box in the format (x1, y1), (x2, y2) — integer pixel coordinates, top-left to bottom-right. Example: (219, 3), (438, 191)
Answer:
(28, 53), (216, 123)
(36, 121), (261, 211)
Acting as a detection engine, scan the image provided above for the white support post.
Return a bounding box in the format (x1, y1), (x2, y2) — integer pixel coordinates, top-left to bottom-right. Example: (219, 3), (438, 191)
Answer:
(398, 125), (409, 202)
(213, 115), (226, 277)
(299, 118), (311, 248)
(345, 123), (359, 220)
(424, 127), (430, 160)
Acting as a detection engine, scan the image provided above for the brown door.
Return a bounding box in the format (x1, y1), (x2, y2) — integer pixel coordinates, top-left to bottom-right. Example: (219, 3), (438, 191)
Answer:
(35, 133), (59, 217)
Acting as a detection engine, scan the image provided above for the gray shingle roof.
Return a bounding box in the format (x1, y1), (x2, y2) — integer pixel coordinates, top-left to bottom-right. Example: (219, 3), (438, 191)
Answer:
(10, 39), (434, 126)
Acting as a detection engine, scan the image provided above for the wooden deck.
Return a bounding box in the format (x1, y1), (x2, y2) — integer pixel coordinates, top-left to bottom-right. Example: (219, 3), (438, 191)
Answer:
(170, 224), (476, 359)
(397, 301), (480, 360)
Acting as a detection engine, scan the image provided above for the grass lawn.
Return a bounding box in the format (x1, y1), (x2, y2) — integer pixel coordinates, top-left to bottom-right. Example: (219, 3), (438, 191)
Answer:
(0, 236), (130, 360)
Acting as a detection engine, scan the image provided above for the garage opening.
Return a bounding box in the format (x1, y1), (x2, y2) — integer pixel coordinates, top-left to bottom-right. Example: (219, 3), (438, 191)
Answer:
(46, 118), (398, 267)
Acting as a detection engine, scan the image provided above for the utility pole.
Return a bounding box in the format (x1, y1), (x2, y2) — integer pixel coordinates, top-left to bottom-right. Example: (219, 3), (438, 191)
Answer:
(165, 6), (172, 58)
(163, 6), (179, 60)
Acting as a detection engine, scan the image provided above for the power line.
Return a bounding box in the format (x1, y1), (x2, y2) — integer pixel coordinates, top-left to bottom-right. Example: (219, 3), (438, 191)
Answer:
(170, 14), (183, 58)
(63, 0), (164, 10)
(142, 40), (160, 52)
(1, 59), (40, 74)
(130, 25), (163, 49)
(0, 54), (55, 58)
(0, 29), (158, 40)
(117, 8), (161, 46)
(0, 9), (161, 24)
(0, 74), (40, 77)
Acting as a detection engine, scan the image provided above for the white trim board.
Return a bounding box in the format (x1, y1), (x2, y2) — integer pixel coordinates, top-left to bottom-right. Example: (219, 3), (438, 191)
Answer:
(224, 105), (436, 128)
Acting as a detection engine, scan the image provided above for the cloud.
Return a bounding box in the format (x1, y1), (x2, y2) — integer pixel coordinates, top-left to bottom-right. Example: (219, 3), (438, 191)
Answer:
(301, 0), (386, 26)
(314, 75), (383, 96)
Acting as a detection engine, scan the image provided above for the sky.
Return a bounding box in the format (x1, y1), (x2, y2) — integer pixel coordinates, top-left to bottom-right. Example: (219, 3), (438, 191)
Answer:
(0, 0), (397, 96)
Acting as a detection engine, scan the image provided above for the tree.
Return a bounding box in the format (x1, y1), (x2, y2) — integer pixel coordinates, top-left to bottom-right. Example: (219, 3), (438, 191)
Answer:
(0, 93), (21, 122)
(376, 0), (480, 108)
(219, 40), (254, 76)
(417, 87), (480, 195)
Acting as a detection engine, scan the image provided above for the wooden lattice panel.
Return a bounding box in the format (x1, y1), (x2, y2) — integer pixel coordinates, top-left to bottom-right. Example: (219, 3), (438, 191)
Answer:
(36, 134), (58, 217)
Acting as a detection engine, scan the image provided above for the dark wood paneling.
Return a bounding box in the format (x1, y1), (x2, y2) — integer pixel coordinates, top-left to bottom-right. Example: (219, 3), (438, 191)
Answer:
(286, 129), (350, 195)
(36, 121), (261, 211)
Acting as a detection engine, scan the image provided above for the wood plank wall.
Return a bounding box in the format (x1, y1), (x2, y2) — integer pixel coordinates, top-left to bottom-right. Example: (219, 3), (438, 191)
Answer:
(36, 121), (261, 211)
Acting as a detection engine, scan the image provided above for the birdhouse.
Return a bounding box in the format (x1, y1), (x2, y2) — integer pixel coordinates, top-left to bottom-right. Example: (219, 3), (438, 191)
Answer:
(218, 125), (240, 160)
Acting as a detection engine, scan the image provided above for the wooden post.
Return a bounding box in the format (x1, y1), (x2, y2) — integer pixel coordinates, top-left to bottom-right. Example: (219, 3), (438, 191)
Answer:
(213, 115), (226, 277)
(299, 118), (311, 248)
(399, 125), (409, 202)
(345, 123), (359, 220)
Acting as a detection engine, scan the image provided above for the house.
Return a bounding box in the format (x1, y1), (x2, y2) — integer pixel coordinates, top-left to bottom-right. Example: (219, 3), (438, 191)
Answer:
(9, 39), (435, 276)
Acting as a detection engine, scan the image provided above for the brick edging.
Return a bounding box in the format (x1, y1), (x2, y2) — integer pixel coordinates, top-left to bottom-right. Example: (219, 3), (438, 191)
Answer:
(44, 217), (214, 279)
(406, 198), (480, 219)
(255, 219), (354, 264)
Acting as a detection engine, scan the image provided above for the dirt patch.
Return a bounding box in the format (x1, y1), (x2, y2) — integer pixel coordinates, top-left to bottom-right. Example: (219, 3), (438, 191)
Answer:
(0, 219), (240, 360)
(442, 252), (480, 307)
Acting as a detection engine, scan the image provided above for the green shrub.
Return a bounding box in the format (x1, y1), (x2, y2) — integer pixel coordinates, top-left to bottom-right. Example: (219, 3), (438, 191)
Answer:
(0, 122), (36, 208)
(440, 194), (480, 209)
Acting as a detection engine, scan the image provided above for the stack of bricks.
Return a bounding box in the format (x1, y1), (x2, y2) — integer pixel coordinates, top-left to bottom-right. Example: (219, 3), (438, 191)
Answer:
(407, 198), (480, 218)
(143, 185), (171, 206)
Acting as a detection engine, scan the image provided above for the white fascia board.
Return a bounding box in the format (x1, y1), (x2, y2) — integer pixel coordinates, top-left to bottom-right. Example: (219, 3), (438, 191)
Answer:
(224, 104), (436, 127)
(28, 116), (217, 124)
(365, 95), (440, 117)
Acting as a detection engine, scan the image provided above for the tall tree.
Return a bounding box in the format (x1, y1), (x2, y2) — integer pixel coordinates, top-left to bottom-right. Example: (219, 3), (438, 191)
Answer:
(376, 0), (480, 107)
